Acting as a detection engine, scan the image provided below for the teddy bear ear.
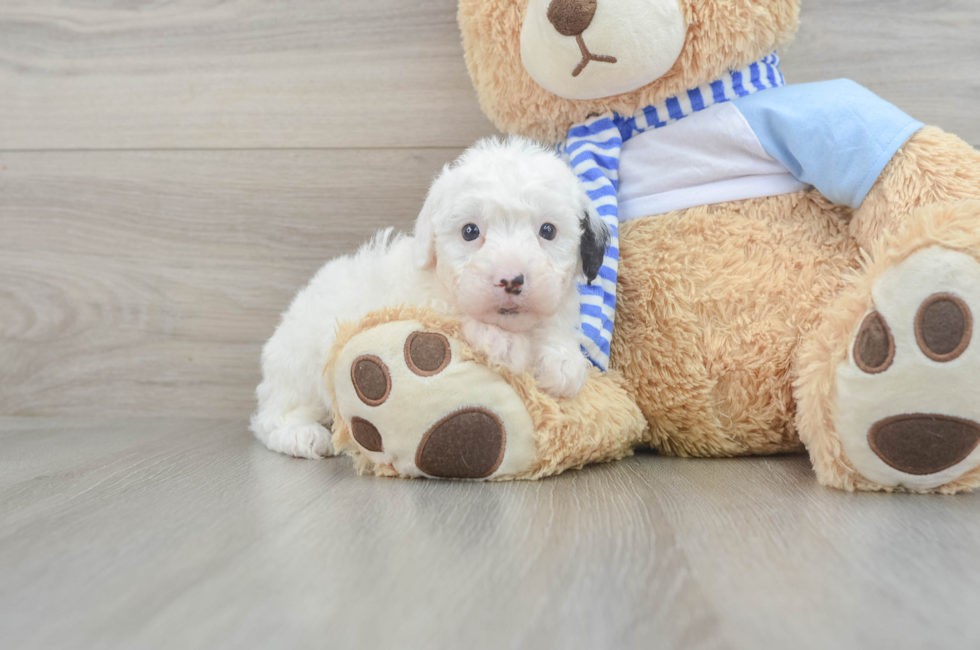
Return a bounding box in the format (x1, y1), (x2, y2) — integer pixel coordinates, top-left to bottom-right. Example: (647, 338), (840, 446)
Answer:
(580, 206), (610, 285)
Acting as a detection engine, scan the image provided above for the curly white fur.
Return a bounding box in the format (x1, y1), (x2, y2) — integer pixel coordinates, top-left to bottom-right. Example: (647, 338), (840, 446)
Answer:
(251, 136), (605, 458)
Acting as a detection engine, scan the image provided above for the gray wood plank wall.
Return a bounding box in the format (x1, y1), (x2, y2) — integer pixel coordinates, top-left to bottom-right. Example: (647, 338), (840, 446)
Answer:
(2, 0), (979, 417)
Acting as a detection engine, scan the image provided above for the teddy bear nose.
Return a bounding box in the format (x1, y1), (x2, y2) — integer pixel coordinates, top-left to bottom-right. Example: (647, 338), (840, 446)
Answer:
(547, 0), (598, 37)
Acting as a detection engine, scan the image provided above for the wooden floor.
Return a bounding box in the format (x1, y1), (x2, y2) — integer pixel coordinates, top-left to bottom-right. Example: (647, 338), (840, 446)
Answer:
(3, 417), (980, 650)
(2, 1), (980, 648)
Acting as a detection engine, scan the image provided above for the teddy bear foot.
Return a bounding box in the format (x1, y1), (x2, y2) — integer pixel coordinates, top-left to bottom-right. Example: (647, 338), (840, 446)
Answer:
(329, 318), (539, 480)
(833, 246), (980, 492)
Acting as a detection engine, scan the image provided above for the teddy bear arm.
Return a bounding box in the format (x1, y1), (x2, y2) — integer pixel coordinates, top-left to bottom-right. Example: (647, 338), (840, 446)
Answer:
(851, 126), (980, 249)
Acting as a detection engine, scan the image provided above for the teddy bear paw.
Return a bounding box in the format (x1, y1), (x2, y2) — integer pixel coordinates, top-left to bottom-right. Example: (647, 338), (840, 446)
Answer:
(330, 320), (539, 479)
(835, 246), (980, 490)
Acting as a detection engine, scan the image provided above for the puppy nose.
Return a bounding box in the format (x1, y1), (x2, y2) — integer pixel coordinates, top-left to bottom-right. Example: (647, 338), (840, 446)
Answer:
(547, 0), (597, 37)
(499, 274), (525, 295)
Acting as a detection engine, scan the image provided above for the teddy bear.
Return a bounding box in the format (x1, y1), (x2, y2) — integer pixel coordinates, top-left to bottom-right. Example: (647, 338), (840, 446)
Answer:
(323, 0), (980, 493)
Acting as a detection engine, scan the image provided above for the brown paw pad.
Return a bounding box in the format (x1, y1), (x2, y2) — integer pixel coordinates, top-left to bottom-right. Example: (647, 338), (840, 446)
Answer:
(351, 355), (391, 406)
(350, 416), (384, 452)
(854, 311), (895, 374)
(869, 414), (980, 475)
(404, 331), (451, 376)
(415, 408), (506, 479)
(915, 293), (972, 362)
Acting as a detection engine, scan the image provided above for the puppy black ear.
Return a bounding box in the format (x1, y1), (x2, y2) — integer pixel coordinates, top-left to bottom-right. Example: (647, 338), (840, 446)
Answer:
(580, 209), (610, 285)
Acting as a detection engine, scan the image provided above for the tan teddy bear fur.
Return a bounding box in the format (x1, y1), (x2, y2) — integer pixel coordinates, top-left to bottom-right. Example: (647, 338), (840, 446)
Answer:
(458, 0), (980, 491)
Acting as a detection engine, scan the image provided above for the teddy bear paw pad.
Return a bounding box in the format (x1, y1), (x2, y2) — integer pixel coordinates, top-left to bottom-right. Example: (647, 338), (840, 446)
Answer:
(836, 246), (980, 489)
(416, 408), (506, 478)
(332, 320), (537, 479)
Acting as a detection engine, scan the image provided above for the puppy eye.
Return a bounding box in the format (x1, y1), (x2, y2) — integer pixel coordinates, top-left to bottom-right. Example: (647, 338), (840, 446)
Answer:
(539, 223), (557, 240)
(461, 223), (480, 241)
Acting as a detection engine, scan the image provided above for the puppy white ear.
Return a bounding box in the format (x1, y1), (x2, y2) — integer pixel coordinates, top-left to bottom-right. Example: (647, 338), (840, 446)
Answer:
(413, 171), (445, 270)
(580, 205), (610, 285)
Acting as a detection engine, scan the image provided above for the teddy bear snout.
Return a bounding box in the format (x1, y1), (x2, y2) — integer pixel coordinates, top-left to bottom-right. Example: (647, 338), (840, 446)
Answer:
(544, 0), (617, 78)
(547, 0), (597, 37)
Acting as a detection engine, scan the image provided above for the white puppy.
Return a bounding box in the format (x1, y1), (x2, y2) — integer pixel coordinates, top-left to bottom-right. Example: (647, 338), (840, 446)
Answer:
(251, 136), (610, 458)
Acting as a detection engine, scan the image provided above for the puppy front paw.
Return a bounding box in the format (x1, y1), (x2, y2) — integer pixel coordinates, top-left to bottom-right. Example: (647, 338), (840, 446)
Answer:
(461, 319), (531, 374)
(266, 420), (335, 459)
(534, 347), (591, 399)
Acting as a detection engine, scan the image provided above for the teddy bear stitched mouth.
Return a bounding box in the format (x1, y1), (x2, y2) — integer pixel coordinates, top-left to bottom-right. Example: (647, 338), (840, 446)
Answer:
(546, 0), (617, 77)
(571, 35), (617, 77)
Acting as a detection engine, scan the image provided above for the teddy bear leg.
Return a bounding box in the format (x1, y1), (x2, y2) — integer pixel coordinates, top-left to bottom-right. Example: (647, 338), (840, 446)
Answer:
(796, 201), (980, 493)
(327, 310), (648, 481)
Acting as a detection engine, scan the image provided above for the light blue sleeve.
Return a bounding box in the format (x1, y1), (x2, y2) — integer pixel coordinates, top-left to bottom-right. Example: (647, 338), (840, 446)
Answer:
(734, 79), (924, 209)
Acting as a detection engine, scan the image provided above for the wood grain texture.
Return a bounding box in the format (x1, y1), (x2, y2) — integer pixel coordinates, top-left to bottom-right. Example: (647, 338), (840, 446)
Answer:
(1, 0), (977, 151)
(2, 417), (979, 650)
(3, 1), (979, 417)
(0, 149), (462, 417)
(2, 4), (979, 649)
(0, 0), (498, 150)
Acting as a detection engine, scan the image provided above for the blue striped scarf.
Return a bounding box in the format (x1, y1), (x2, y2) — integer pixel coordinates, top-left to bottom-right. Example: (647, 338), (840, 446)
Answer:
(569, 54), (786, 370)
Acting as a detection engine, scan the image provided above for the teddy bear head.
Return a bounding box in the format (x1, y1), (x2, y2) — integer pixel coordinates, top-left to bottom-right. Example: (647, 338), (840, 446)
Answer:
(459, 0), (800, 142)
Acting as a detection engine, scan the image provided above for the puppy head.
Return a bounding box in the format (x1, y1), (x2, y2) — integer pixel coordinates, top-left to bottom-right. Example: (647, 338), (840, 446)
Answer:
(414, 136), (609, 332)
